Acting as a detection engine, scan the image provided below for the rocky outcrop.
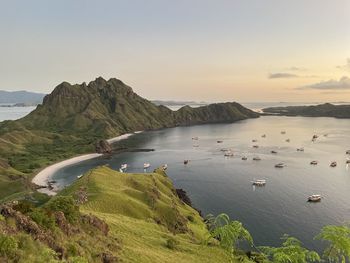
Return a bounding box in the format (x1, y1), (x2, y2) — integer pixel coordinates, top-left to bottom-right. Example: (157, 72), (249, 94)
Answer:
(176, 188), (192, 207)
(81, 214), (109, 236)
(95, 139), (112, 154)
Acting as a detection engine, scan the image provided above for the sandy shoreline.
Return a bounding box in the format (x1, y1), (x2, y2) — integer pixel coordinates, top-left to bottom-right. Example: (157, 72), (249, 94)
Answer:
(32, 131), (143, 195)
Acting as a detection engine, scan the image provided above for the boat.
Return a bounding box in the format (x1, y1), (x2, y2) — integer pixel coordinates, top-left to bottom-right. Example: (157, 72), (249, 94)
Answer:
(281, 131), (286, 134)
(242, 156), (248, 160)
(162, 164), (168, 170)
(252, 139), (258, 142)
(312, 135), (318, 139)
(120, 163), (128, 170)
(143, 163), (151, 169)
(184, 160), (189, 165)
(217, 140), (223, 143)
(297, 147), (304, 152)
(274, 163), (285, 168)
(262, 134), (266, 138)
(253, 145), (259, 148)
(330, 161), (337, 167)
(271, 150), (278, 154)
(285, 139), (290, 142)
(346, 160), (350, 164)
(224, 151), (234, 157)
(77, 174), (84, 179)
(310, 160), (318, 165)
(192, 137), (199, 140)
(308, 194), (322, 202)
(252, 179), (266, 186)
(253, 156), (261, 161)
(346, 150), (350, 155)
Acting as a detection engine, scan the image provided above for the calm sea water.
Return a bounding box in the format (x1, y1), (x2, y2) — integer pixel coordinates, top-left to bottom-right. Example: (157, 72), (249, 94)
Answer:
(0, 104), (35, 121)
(49, 116), (350, 251)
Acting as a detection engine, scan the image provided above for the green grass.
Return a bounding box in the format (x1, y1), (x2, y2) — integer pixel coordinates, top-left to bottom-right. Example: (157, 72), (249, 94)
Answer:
(60, 166), (233, 262)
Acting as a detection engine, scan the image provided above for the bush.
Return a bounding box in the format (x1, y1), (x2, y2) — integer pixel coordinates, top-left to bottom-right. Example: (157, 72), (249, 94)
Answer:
(47, 196), (80, 223)
(166, 237), (179, 250)
(187, 215), (195, 222)
(0, 234), (18, 258)
(29, 208), (55, 230)
(13, 200), (34, 214)
(69, 256), (88, 263)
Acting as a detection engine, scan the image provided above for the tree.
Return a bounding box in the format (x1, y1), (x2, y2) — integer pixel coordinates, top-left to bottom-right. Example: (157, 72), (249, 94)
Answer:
(260, 235), (320, 263)
(316, 225), (350, 263)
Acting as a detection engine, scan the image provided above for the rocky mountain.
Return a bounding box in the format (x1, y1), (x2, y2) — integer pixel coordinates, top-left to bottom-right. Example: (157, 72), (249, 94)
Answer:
(262, 103), (350, 118)
(0, 90), (45, 104)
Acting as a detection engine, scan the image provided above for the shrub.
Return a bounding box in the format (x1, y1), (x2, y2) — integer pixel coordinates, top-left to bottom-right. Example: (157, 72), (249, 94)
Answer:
(187, 215), (195, 222)
(69, 256), (88, 263)
(166, 237), (179, 250)
(13, 200), (34, 214)
(0, 234), (18, 258)
(47, 196), (80, 223)
(29, 208), (55, 230)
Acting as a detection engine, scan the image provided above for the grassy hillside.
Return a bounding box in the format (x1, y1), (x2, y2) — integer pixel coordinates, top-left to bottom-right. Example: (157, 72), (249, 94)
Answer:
(0, 77), (259, 202)
(0, 167), (238, 262)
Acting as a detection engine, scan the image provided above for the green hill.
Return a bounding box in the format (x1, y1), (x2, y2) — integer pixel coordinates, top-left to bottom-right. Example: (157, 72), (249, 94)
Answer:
(0, 167), (236, 262)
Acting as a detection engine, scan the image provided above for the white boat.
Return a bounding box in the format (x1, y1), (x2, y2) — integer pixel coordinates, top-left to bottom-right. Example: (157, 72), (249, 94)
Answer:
(224, 151), (234, 157)
(252, 179), (266, 186)
(162, 164), (168, 170)
(310, 160), (318, 165)
(330, 161), (337, 167)
(297, 147), (304, 152)
(274, 163), (285, 168)
(77, 174), (84, 179)
(253, 156), (261, 161)
(121, 164), (128, 170)
(143, 163), (151, 169)
(308, 194), (322, 202)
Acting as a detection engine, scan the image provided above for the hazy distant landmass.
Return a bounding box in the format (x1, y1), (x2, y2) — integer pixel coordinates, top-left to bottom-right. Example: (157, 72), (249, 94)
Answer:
(262, 103), (350, 118)
(0, 90), (45, 104)
(151, 100), (207, 106)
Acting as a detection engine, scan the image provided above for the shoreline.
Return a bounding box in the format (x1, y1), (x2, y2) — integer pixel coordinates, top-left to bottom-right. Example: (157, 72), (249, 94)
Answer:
(32, 131), (143, 195)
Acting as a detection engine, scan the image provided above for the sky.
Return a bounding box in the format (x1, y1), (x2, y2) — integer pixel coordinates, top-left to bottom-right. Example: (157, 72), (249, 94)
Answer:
(0, 0), (350, 102)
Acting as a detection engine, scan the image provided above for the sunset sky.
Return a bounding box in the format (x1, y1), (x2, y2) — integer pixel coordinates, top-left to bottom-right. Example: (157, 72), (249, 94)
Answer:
(1, 0), (350, 102)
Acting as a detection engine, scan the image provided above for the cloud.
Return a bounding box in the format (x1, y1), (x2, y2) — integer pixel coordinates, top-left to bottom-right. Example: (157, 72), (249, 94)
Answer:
(336, 58), (350, 71)
(298, 76), (350, 90)
(268, 73), (298, 79)
(286, 66), (306, 71)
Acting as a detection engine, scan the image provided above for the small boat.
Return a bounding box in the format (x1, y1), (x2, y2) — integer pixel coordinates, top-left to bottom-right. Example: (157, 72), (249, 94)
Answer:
(271, 150), (278, 154)
(242, 156), (248, 161)
(192, 137), (199, 140)
(253, 145), (259, 148)
(121, 164), (128, 170)
(297, 147), (304, 152)
(224, 151), (233, 157)
(184, 160), (189, 165)
(346, 150), (350, 155)
(253, 156), (261, 161)
(252, 139), (258, 142)
(143, 163), (151, 169)
(77, 174), (84, 179)
(281, 131), (286, 134)
(274, 163), (285, 168)
(217, 140), (223, 143)
(252, 179), (266, 186)
(330, 161), (337, 167)
(162, 164), (168, 170)
(262, 134), (266, 138)
(310, 161), (318, 165)
(312, 135), (318, 139)
(285, 139), (290, 142)
(308, 194), (322, 202)
(346, 160), (350, 164)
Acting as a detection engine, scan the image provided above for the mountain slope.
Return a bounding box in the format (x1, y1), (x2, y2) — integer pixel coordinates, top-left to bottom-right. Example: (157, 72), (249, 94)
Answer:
(0, 77), (259, 201)
(262, 103), (350, 118)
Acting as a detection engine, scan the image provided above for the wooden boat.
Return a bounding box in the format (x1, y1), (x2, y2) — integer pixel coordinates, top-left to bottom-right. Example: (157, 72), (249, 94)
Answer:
(252, 139), (258, 142)
(192, 137), (199, 140)
(346, 150), (350, 155)
(242, 156), (248, 161)
(308, 194), (321, 202)
(346, 160), (350, 164)
(271, 150), (278, 154)
(274, 163), (285, 168)
(261, 134), (266, 138)
(143, 163), (151, 169)
(224, 151), (233, 157)
(252, 179), (266, 186)
(312, 135), (318, 139)
(281, 131), (286, 134)
(330, 161), (337, 167)
(217, 140), (223, 143)
(253, 145), (259, 148)
(310, 160), (318, 165)
(297, 147), (304, 152)
(184, 160), (189, 165)
(253, 156), (261, 161)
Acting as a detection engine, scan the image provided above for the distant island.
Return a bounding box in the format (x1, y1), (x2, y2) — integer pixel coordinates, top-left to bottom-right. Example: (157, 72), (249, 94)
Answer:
(151, 100), (207, 107)
(262, 103), (350, 118)
(0, 90), (45, 104)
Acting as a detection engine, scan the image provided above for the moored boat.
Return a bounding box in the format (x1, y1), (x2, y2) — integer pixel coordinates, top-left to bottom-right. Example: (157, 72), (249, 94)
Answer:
(346, 160), (350, 164)
(242, 156), (248, 160)
(330, 161), (337, 167)
(192, 137), (199, 140)
(217, 140), (223, 143)
(297, 147), (304, 152)
(253, 145), (259, 148)
(274, 163), (285, 168)
(253, 156), (261, 161)
(184, 160), (189, 165)
(121, 164), (128, 170)
(224, 151), (233, 157)
(346, 150), (350, 155)
(271, 150), (277, 154)
(162, 164), (168, 170)
(252, 179), (266, 186)
(262, 134), (266, 138)
(77, 174), (83, 179)
(308, 194), (322, 202)
(285, 139), (290, 142)
(310, 160), (318, 165)
(281, 131), (286, 134)
(143, 163), (151, 169)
